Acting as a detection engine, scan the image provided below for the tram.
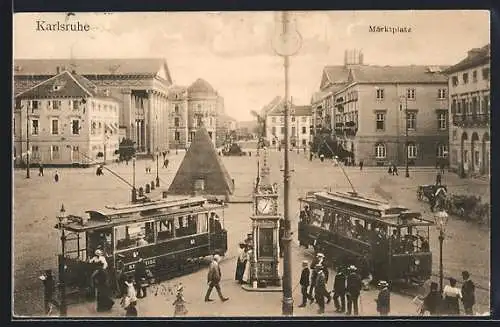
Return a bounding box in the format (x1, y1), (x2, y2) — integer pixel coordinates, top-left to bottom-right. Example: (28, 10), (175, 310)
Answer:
(56, 196), (227, 294)
(298, 191), (434, 284)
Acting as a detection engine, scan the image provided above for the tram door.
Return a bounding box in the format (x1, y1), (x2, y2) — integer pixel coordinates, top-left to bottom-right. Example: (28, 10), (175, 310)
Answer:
(87, 228), (114, 267)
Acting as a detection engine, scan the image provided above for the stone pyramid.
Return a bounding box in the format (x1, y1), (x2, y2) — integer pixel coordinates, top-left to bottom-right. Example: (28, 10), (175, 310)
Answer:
(168, 127), (235, 199)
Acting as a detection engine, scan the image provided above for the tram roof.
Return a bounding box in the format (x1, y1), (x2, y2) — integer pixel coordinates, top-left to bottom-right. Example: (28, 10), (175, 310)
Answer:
(314, 191), (391, 211)
(58, 196), (225, 232)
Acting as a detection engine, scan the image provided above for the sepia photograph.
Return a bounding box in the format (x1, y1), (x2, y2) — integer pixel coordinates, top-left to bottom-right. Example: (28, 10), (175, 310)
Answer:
(12, 10), (490, 318)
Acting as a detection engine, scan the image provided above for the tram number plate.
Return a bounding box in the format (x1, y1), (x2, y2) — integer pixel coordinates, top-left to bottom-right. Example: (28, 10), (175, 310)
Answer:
(145, 258), (156, 266)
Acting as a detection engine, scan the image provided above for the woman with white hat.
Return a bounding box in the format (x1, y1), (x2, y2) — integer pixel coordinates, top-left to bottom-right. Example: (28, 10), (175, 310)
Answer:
(375, 280), (390, 316)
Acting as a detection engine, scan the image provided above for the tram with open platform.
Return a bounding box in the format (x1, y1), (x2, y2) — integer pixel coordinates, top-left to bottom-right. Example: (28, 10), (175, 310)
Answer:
(298, 191), (434, 284)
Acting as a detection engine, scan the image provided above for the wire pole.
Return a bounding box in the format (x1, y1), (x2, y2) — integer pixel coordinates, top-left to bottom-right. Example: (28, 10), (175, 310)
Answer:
(405, 96), (410, 178)
(26, 104), (30, 178)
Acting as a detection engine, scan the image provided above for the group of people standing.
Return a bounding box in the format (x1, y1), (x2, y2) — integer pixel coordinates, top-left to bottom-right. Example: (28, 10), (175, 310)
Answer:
(298, 253), (365, 315)
(234, 242), (253, 285)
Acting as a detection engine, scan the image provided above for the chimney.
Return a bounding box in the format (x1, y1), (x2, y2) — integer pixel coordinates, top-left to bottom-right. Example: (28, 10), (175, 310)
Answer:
(56, 66), (60, 74)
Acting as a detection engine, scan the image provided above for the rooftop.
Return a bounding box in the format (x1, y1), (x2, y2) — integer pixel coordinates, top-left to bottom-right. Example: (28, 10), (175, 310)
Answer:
(443, 44), (490, 74)
(187, 78), (216, 95)
(267, 102), (312, 116)
(348, 65), (449, 83)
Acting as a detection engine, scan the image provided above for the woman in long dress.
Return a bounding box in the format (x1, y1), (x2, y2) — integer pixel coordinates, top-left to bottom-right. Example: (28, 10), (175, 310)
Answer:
(442, 277), (462, 315)
(235, 243), (247, 283)
(242, 248), (253, 284)
(94, 262), (115, 312)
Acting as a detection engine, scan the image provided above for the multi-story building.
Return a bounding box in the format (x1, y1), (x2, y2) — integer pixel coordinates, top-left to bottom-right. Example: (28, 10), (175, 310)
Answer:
(216, 114), (238, 147)
(265, 100), (312, 149)
(186, 78), (220, 146)
(444, 44), (490, 176)
(314, 50), (450, 166)
(13, 70), (120, 166)
(167, 85), (189, 150)
(14, 58), (172, 155)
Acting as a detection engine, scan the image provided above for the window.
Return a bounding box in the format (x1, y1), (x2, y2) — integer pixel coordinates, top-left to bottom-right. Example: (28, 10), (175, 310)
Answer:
(197, 104), (202, 111)
(51, 145), (60, 159)
(175, 131), (180, 141)
(407, 112), (416, 130)
(302, 126), (307, 134)
(51, 119), (59, 135)
(174, 105), (179, 114)
(457, 101), (462, 115)
(15, 99), (22, 109)
(482, 67), (490, 80)
(376, 88), (384, 100)
(462, 73), (469, 84)
(31, 119), (39, 135)
(272, 126), (276, 135)
(438, 89), (447, 99)
(156, 219), (174, 242)
(375, 112), (385, 131)
(451, 99), (457, 114)
(291, 116), (295, 122)
(452, 76), (459, 87)
(438, 112), (447, 130)
(406, 88), (416, 99)
(301, 117), (307, 123)
(174, 117), (180, 127)
(115, 222), (155, 251)
(375, 143), (386, 159)
(407, 143), (417, 159)
(472, 70), (477, 82)
(73, 100), (79, 110)
(280, 117), (284, 123)
(72, 120), (80, 135)
(175, 215), (198, 238)
(189, 131), (195, 142)
(31, 145), (40, 159)
(32, 100), (39, 110)
(52, 100), (61, 110)
(271, 117), (276, 123)
(280, 127), (285, 134)
(437, 144), (448, 158)
(291, 126), (296, 136)
(483, 95), (490, 113)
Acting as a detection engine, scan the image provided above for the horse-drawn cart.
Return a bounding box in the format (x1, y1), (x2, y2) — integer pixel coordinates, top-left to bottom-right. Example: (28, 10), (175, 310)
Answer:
(417, 184), (447, 202)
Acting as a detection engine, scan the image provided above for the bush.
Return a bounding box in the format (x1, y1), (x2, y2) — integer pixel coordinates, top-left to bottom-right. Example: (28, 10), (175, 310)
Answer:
(446, 194), (490, 226)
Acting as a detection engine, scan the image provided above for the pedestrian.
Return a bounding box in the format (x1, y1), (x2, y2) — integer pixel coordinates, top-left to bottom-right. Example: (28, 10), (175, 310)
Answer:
(314, 264), (328, 314)
(54, 170), (59, 183)
(173, 285), (188, 316)
(333, 266), (346, 313)
(93, 261), (115, 312)
(134, 258), (148, 298)
(442, 277), (462, 315)
(205, 254), (229, 302)
(308, 253), (322, 302)
(393, 164), (399, 176)
(163, 158), (169, 168)
(375, 280), (390, 316)
(309, 152), (313, 161)
(461, 271), (476, 315)
(39, 270), (55, 315)
(38, 163), (44, 176)
(235, 243), (247, 284)
(388, 165), (393, 175)
(422, 281), (441, 315)
(298, 260), (310, 307)
(320, 154), (325, 162)
(436, 172), (442, 186)
(125, 300), (138, 317)
(440, 161), (446, 175)
(241, 246), (253, 284)
(121, 275), (137, 314)
(346, 265), (362, 316)
(359, 160), (363, 170)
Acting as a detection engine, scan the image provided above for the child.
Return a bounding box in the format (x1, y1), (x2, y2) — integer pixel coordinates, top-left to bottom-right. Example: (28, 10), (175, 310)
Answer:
(121, 276), (138, 315)
(172, 285), (188, 317)
(375, 280), (391, 316)
(298, 260), (310, 307)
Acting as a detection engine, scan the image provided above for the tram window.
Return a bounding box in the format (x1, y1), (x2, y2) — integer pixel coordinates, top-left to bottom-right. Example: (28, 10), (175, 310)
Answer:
(209, 212), (223, 232)
(198, 213), (208, 233)
(115, 222), (154, 251)
(156, 219), (174, 242)
(175, 215), (197, 237)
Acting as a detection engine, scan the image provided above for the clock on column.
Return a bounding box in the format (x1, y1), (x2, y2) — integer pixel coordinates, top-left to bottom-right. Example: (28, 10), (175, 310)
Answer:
(255, 195), (278, 216)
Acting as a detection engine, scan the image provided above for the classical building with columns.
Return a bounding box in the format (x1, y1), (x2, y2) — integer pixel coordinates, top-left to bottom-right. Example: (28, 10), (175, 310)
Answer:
(14, 58), (172, 156)
(443, 44), (490, 177)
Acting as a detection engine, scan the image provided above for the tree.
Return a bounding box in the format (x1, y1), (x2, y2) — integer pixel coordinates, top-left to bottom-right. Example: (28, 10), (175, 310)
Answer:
(118, 138), (136, 161)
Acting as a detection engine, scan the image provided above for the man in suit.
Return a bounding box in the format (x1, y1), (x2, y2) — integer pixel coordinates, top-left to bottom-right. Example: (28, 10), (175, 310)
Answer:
(308, 252), (325, 303)
(333, 266), (346, 313)
(314, 264), (328, 314)
(298, 260), (310, 307)
(346, 265), (362, 316)
(205, 254), (229, 302)
(461, 270), (476, 315)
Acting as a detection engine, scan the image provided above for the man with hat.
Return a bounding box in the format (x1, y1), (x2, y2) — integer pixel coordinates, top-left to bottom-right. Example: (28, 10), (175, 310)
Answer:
(308, 252), (324, 303)
(314, 263), (328, 314)
(332, 266), (347, 313)
(205, 254), (229, 302)
(346, 265), (362, 315)
(375, 280), (390, 316)
(298, 260), (311, 307)
(461, 270), (476, 315)
(134, 257), (148, 298)
(90, 249), (108, 270)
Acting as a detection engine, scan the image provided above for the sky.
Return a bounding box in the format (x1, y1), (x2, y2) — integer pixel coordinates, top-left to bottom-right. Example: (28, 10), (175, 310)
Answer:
(14, 11), (490, 121)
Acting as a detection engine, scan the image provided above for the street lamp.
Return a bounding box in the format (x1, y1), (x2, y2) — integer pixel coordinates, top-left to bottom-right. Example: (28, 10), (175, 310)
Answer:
(132, 156), (137, 203)
(272, 11), (302, 316)
(156, 151), (160, 187)
(56, 204), (68, 316)
(400, 95), (410, 178)
(433, 210), (449, 293)
(25, 102), (31, 178)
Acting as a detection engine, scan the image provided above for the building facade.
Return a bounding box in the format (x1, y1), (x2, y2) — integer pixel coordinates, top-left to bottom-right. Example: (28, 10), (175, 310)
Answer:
(14, 58), (172, 156)
(314, 50), (450, 166)
(167, 86), (189, 150)
(265, 101), (312, 149)
(13, 70), (120, 166)
(186, 78), (219, 147)
(444, 44), (490, 176)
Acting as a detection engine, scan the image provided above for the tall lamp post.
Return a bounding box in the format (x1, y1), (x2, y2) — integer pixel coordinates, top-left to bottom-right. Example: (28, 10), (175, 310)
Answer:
(400, 95), (410, 178)
(434, 210), (449, 293)
(25, 103), (31, 178)
(155, 151), (160, 187)
(132, 156), (137, 202)
(56, 204), (67, 316)
(272, 11), (302, 316)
